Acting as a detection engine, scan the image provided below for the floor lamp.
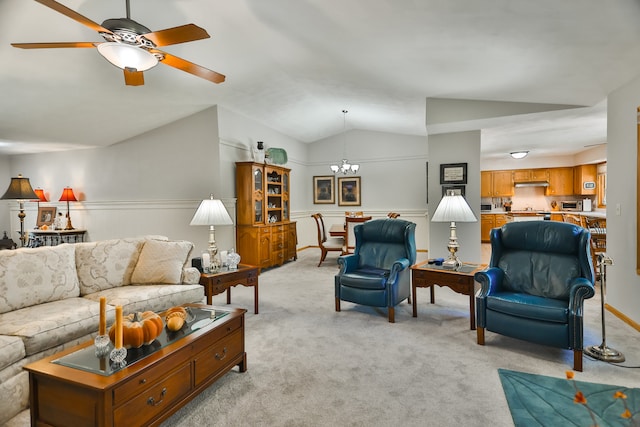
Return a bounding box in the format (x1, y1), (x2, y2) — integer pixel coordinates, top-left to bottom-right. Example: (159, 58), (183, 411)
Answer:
(584, 254), (625, 362)
(1, 174), (38, 247)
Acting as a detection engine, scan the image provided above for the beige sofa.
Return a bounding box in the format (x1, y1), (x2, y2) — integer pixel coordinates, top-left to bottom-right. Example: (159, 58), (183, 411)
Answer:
(0, 236), (205, 425)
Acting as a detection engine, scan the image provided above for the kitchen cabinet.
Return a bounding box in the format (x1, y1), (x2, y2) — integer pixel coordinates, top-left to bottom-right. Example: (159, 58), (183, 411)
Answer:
(546, 167), (574, 196)
(481, 214), (494, 243)
(574, 164), (597, 195)
(513, 169), (549, 182)
(482, 170), (514, 197)
(236, 162), (297, 269)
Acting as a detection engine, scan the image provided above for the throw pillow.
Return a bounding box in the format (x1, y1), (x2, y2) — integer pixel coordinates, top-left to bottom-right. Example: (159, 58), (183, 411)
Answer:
(130, 240), (193, 284)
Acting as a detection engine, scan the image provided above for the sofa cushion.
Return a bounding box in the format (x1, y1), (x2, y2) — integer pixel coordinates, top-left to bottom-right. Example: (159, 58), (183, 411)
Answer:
(0, 297), (115, 355)
(84, 284), (204, 314)
(0, 336), (25, 372)
(131, 240), (194, 285)
(0, 244), (79, 314)
(75, 237), (148, 295)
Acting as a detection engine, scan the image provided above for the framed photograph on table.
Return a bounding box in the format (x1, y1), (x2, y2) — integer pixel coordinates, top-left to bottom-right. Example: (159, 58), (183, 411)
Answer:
(36, 207), (57, 227)
(338, 177), (361, 206)
(442, 185), (465, 197)
(313, 176), (335, 204)
(440, 163), (467, 185)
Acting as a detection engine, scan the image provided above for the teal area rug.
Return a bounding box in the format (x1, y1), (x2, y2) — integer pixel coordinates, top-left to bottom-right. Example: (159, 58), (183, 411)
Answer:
(498, 369), (640, 426)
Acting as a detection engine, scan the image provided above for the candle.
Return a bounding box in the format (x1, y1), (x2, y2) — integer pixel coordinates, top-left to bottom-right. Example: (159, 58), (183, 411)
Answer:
(99, 296), (106, 335)
(202, 253), (211, 269)
(115, 306), (123, 349)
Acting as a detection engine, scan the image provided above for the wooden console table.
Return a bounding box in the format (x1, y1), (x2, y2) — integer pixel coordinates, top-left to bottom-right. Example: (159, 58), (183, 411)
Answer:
(27, 229), (86, 247)
(24, 305), (246, 427)
(411, 261), (486, 330)
(200, 264), (259, 314)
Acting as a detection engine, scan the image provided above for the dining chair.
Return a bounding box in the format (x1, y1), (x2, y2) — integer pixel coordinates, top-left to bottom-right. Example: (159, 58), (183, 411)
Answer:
(584, 216), (606, 278)
(311, 213), (344, 266)
(345, 211), (364, 217)
(387, 212), (400, 218)
(344, 216), (371, 254)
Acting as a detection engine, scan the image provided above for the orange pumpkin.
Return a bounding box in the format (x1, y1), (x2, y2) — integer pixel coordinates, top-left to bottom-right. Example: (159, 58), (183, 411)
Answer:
(108, 311), (163, 349)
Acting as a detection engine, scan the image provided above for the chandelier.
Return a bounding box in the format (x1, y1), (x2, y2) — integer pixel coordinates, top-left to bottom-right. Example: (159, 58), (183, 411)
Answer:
(330, 110), (360, 174)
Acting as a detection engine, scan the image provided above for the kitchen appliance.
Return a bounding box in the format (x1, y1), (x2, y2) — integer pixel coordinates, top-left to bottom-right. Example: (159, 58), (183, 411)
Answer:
(560, 200), (583, 211)
(480, 204), (492, 212)
(582, 198), (593, 212)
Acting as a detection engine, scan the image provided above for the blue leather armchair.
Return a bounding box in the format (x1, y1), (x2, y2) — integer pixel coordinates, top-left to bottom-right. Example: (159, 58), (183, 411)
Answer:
(475, 221), (595, 371)
(335, 218), (417, 323)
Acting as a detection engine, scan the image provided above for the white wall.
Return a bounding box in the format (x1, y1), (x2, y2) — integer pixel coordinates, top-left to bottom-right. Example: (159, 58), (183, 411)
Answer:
(0, 155), (11, 235)
(605, 76), (640, 326)
(427, 131), (482, 264)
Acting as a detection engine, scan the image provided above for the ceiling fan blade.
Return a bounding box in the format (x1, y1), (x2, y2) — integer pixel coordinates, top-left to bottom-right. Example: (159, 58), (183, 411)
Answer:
(35, 0), (112, 34)
(124, 68), (145, 86)
(154, 51), (225, 84)
(143, 24), (210, 47)
(11, 42), (96, 49)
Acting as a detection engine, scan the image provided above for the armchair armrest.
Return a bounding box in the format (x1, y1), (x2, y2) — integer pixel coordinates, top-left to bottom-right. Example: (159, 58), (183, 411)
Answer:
(568, 277), (595, 315)
(337, 254), (359, 274)
(474, 267), (504, 297)
(387, 258), (410, 283)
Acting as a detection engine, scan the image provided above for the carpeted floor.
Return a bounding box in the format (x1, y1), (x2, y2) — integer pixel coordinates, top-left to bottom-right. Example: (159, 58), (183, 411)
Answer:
(8, 249), (640, 427)
(499, 369), (640, 426)
(161, 249), (640, 427)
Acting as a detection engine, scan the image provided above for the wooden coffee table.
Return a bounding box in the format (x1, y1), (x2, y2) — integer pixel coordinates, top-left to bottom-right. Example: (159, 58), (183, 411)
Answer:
(24, 304), (246, 427)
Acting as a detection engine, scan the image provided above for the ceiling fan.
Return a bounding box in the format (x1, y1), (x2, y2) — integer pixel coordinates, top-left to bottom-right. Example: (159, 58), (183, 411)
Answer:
(12, 0), (225, 86)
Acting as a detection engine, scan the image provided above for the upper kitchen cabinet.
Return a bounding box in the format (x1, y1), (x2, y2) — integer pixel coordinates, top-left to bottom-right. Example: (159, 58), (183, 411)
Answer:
(512, 168), (549, 182)
(574, 164), (597, 195)
(481, 170), (514, 197)
(546, 167), (574, 196)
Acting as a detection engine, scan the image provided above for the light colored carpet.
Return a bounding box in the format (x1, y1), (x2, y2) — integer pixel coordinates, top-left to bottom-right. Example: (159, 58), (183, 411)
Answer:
(9, 249), (640, 427)
(162, 249), (640, 427)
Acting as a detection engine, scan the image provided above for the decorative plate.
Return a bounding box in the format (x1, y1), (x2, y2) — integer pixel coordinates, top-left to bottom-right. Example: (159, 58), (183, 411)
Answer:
(266, 147), (288, 165)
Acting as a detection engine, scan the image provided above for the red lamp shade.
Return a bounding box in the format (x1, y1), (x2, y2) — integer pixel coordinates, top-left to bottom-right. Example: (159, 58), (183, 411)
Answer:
(33, 188), (47, 202)
(59, 187), (77, 202)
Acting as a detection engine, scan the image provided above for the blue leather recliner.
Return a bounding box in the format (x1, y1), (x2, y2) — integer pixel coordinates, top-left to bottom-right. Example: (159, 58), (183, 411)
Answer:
(475, 221), (595, 371)
(335, 218), (417, 323)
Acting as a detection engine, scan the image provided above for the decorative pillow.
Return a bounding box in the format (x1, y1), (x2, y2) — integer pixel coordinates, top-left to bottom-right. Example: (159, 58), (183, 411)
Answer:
(130, 240), (193, 284)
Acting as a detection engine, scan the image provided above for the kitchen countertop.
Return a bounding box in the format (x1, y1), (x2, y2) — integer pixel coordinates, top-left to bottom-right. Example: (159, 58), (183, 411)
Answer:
(481, 210), (606, 218)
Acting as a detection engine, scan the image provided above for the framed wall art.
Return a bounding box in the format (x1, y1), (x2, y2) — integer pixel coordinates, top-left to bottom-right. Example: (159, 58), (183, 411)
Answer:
(313, 176), (335, 204)
(36, 207), (57, 227)
(338, 177), (361, 206)
(440, 163), (468, 185)
(442, 185), (465, 197)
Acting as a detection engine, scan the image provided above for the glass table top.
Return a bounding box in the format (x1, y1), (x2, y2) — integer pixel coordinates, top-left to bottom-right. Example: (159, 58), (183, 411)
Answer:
(53, 307), (228, 376)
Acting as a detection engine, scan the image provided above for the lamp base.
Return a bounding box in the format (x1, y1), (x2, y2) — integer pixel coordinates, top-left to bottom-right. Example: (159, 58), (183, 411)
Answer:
(441, 256), (461, 270)
(584, 344), (625, 363)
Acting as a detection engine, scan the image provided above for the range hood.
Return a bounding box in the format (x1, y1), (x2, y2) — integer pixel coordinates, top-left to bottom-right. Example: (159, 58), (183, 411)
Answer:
(514, 181), (549, 188)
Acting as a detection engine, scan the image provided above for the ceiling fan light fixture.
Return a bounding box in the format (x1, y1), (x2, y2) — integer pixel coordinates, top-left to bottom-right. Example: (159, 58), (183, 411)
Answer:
(97, 42), (158, 71)
(510, 151), (529, 159)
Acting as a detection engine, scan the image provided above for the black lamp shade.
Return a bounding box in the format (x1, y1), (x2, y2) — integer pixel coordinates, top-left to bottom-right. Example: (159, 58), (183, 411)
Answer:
(1, 175), (38, 200)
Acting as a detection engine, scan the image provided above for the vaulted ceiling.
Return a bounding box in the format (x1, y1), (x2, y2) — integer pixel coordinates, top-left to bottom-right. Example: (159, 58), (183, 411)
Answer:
(2, 0), (640, 159)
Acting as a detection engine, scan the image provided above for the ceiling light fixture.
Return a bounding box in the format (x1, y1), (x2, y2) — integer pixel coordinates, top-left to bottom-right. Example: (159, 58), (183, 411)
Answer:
(97, 42), (159, 71)
(330, 110), (360, 174)
(510, 151), (529, 159)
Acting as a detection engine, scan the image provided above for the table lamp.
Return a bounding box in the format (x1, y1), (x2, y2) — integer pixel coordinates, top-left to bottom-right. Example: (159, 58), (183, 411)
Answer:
(1, 174), (38, 247)
(33, 188), (47, 207)
(190, 194), (234, 272)
(58, 187), (77, 230)
(431, 190), (477, 269)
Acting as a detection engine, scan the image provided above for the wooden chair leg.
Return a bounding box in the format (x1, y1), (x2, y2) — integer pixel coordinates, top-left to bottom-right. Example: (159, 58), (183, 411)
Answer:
(335, 297), (341, 312)
(318, 249), (327, 267)
(573, 350), (583, 372)
(477, 327), (485, 345)
(388, 307), (395, 323)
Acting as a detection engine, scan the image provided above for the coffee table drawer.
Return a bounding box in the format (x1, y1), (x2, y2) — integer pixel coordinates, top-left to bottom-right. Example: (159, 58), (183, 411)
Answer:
(114, 362), (191, 426)
(194, 329), (243, 386)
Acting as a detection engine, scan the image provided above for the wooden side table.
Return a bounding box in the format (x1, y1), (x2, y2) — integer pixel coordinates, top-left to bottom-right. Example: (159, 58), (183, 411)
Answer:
(410, 261), (486, 330)
(199, 264), (259, 314)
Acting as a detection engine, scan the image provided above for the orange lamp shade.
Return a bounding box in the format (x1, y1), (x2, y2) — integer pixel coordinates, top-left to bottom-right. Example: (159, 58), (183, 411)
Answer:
(33, 188), (47, 202)
(59, 187), (77, 202)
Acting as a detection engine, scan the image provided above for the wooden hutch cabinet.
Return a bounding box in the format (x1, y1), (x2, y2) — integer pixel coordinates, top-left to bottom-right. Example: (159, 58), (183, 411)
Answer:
(235, 162), (297, 269)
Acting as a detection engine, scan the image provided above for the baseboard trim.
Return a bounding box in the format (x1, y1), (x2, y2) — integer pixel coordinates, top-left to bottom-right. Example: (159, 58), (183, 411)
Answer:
(606, 303), (640, 332)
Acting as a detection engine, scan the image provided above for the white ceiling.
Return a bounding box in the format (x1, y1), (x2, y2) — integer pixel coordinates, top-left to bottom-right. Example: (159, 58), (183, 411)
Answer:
(2, 0), (640, 159)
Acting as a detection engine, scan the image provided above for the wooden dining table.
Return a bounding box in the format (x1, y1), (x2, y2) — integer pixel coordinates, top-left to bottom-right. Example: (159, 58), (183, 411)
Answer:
(329, 224), (346, 238)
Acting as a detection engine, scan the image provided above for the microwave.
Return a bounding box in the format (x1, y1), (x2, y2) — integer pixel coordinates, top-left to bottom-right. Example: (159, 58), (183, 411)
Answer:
(560, 200), (583, 211)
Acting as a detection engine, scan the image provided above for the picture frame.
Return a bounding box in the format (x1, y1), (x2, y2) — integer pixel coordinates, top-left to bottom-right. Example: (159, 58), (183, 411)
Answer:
(442, 185), (465, 197)
(440, 163), (468, 185)
(338, 177), (361, 206)
(313, 176), (335, 204)
(36, 207), (57, 227)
